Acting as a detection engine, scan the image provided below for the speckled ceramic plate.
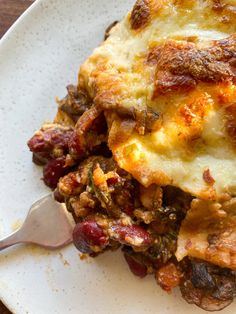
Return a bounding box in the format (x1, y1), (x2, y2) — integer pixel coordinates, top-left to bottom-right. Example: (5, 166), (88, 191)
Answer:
(0, 1), (235, 313)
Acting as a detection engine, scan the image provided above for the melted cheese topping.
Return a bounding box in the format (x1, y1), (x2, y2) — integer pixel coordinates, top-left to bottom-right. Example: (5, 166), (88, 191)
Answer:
(79, 0), (236, 200)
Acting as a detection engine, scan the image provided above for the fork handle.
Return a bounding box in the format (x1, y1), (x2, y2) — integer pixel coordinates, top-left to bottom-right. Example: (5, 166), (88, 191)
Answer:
(0, 229), (23, 251)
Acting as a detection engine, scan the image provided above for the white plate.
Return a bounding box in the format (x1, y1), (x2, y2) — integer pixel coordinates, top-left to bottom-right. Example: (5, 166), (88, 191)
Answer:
(0, 1), (235, 313)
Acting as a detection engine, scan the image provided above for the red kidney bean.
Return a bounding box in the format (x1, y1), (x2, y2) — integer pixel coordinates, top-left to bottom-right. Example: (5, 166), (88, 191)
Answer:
(32, 152), (50, 165)
(106, 176), (119, 186)
(43, 157), (69, 189)
(28, 134), (47, 153)
(124, 252), (147, 278)
(28, 127), (73, 154)
(112, 224), (153, 248)
(72, 220), (109, 254)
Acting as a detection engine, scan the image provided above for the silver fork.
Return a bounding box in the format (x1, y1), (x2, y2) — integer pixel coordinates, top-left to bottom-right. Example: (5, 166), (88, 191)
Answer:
(0, 194), (75, 251)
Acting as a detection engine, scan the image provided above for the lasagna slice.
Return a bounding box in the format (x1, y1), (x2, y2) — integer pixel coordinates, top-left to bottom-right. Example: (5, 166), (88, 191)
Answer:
(28, 0), (236, 311)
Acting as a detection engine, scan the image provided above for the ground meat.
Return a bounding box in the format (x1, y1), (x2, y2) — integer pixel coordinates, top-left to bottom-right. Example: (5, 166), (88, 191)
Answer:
(57, 85), (92, 121)
(67, 192), (98, 220)
(68, 106), (107, 160)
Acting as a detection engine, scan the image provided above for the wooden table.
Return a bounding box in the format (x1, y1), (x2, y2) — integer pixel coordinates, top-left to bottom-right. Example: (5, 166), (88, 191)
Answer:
(0, 1), (35, 312)
(0, 0), (34, 37)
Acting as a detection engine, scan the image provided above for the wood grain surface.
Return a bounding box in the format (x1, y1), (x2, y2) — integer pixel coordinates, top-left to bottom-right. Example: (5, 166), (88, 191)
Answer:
(0, 1), (35, 312)
(0, 0), (34, 37)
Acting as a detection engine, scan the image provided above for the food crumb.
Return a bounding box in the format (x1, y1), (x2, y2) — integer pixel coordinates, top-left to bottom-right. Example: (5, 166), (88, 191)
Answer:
(59, 252), (70, 266)
(79, 253), (88, 260)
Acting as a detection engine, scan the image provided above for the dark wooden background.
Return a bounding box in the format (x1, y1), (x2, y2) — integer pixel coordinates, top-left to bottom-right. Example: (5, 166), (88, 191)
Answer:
(0, 1), (35, 312)
(0, 0), (34, 37)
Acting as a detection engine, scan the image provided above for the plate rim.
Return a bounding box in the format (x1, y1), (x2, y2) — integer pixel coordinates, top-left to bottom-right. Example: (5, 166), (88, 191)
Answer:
(0, 2), (43, 312)
(0, 0), (41, 44)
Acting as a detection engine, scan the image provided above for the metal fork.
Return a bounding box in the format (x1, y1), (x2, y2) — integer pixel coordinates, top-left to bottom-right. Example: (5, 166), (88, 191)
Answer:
(0, 194), (75, 251)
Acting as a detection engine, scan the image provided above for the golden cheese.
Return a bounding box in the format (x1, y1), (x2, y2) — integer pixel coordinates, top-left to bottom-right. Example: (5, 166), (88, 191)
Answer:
(78, 0), (236, 200)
